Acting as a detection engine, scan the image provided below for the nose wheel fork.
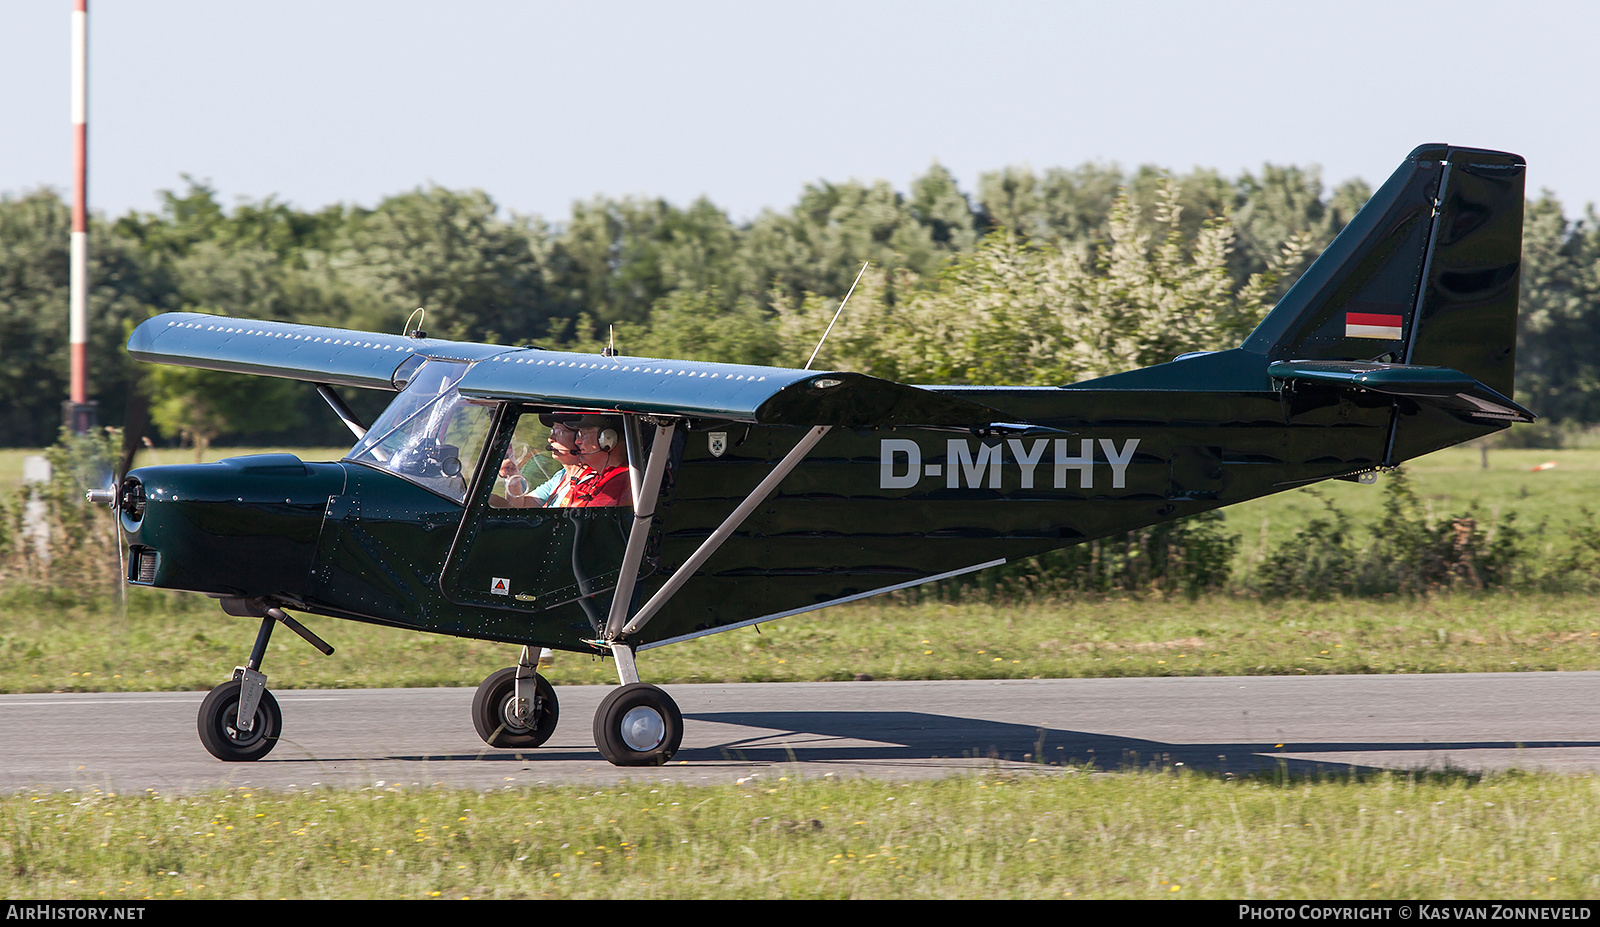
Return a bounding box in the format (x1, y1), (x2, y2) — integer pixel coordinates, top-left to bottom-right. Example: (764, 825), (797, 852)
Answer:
(197, 613), (282, 762)
(197, 676), (281, 762)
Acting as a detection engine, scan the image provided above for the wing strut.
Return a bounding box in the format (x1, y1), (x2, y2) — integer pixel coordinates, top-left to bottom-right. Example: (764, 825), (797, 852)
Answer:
(603, 425), (832, 667)
(602, 420), (680, 642)
(316, 385), (368, 439)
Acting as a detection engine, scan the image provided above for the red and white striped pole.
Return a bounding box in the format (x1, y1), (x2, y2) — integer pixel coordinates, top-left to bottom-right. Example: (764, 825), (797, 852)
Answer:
(67, 0), (95, 433)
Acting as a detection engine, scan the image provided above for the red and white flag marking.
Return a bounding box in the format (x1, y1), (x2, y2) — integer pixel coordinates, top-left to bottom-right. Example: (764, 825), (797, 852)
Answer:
(1344, 312), (1404, 340)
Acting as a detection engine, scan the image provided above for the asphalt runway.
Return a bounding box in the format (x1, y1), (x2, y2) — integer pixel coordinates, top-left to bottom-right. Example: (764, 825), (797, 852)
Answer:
(3, 672), (1598, 793)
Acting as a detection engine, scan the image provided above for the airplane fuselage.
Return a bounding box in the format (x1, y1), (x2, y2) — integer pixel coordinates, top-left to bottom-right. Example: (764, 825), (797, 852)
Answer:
(121, 354), (1496, 654)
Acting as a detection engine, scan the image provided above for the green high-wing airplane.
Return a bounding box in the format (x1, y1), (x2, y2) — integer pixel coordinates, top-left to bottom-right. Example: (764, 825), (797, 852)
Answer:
(103, 144), (1533, 767)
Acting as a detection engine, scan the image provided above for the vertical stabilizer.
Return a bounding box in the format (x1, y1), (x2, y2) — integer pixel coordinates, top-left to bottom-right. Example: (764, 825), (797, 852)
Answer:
(1242, 145), (1525, 399)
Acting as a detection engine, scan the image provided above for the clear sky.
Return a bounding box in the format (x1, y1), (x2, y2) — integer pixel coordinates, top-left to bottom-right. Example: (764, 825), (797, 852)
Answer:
(2, 1), (1595, 224)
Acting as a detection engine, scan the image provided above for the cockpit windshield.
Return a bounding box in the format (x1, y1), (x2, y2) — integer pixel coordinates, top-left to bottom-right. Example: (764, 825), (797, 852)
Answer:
(345, 359), (494, 503)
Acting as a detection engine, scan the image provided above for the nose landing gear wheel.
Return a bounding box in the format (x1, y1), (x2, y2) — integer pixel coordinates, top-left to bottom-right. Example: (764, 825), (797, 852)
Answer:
(197, 679), (281, 762)
(593, 683), (682, 766)
(472, 667), (560, 749)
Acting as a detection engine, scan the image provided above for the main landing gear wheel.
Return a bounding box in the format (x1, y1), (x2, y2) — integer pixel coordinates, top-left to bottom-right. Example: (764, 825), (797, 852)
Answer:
(197, 679), (281, 762)
(472, 667), (560, 749)
(593, 683), (683, 767)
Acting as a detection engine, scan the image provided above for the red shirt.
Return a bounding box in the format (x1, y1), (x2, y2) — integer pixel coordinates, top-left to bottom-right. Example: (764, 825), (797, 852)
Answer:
(567, 465), (631, 508)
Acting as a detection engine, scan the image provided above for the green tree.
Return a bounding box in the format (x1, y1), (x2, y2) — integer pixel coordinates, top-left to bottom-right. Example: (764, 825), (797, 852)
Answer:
(781, 177), (1309, 385)
(743, 175), (961, 313)
(976, 162), (1123, 244)
(112, 182), (387, 446)
(1231, 166), (1369, 298)
(614, 287), (779, 367)
(908, 162), (980, 253)
(111, 180), (363, 328)
(1516, 195), (1600, 421)
(144, 360), (304, 460)
(548, 195), (747, 337)
(333, 187), (553, 343)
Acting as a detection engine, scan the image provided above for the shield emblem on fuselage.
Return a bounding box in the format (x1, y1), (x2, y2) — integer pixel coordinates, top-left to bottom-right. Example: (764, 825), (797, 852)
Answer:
(708, 432), (727, 457)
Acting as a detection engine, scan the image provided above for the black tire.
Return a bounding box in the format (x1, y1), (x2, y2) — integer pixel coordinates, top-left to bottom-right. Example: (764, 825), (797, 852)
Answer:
(197, 679), (281, 762)
(593, 683), (683, 767)
(471, 667), (559, 748)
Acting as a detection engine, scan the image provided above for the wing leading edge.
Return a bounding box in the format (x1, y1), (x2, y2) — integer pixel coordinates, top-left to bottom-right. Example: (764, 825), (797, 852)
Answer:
(127, 311), (1006, 428)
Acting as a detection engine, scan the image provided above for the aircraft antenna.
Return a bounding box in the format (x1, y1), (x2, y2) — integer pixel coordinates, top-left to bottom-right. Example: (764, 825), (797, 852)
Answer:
(805, 261), (869, 371)
(404, 307), (426, 338)
(603, 325), (618, 357)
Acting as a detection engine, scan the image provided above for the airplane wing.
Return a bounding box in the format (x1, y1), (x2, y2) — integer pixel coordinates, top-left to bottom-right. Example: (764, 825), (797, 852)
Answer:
(454, 352), (1006, 427)
(126, 312), (507, 390)
(127, 311), (1007, 428)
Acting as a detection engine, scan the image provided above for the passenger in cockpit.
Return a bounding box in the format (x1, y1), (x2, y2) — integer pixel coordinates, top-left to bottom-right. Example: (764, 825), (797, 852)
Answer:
(500, 416), (584, 508)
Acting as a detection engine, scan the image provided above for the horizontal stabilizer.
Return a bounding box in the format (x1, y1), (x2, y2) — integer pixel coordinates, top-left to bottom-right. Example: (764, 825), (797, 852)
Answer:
(1268, 359), (1535, 423)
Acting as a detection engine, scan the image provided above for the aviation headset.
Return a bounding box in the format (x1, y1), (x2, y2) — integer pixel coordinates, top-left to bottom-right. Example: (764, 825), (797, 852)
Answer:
(548, 415), (620, 456)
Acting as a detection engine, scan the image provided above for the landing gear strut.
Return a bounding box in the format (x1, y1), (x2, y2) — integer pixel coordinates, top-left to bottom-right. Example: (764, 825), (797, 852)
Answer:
(197, 600), (334, 763)
(581, 423), (827, 767)
(472, 647), (560, 748)
(198, 613), (281, 762)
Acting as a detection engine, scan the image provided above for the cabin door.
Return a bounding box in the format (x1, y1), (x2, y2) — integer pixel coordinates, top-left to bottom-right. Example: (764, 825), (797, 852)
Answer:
(441, 406), (640, 631)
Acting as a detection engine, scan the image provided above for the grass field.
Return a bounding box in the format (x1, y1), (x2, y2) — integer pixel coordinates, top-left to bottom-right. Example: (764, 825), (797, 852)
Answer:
(6, 588), (1593, 901)
(3, 590), (1599, 694)
(5, 770), (1598, 899)
(1226, 445), (1600, 572)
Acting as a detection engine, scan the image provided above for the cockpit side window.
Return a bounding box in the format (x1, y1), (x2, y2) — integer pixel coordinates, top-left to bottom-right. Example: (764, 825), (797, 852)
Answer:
(489, 409), (633, 510)
(489, 413), (565, 509)
(345, 359), (495, 503)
